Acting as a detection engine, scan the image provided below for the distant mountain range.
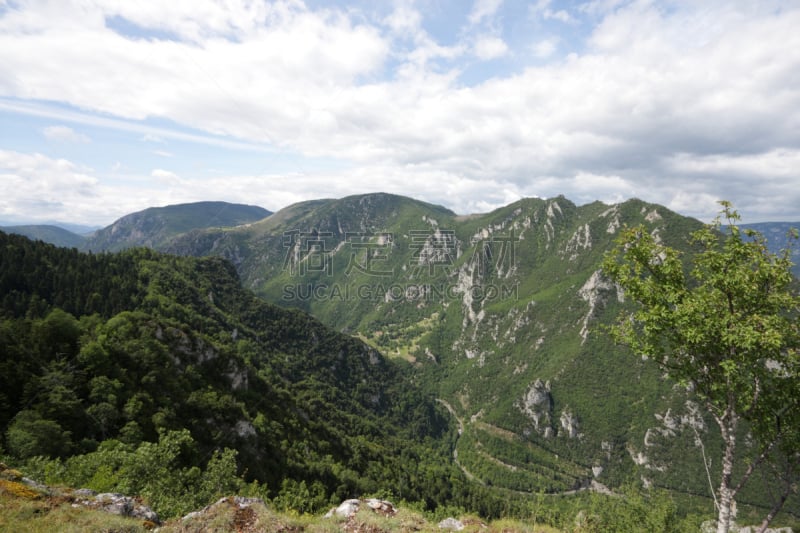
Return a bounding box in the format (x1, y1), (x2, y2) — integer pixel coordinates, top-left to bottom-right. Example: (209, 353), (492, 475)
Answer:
(0, 224), (87, 248)
(5, 201), (797, 276)
(738, 221), (800, 269)
(82, 201), (271, 252)
(2, 201), (271, 253)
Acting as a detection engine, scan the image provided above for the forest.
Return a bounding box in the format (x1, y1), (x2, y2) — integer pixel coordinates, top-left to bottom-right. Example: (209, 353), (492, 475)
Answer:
(0, 230), (470, 518)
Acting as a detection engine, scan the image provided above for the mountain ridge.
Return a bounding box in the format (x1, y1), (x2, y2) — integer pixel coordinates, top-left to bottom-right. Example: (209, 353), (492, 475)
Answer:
(0, 224), (87, 248)
(82, 201), (272, 252)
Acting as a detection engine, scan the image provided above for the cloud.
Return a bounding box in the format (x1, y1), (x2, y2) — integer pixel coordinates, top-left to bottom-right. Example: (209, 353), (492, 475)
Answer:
(151, 168), (182, 183)
(668, 149), (800, 180)
(531, 38), (557, 58)
(1, 99), (273, 152)
(0, 150), (99, 223)
(473, 35), (509, 60)
(141, 133), (165, 143)
(468, 0), (504, 26)
(42, 125), (91, 143)
(0, 1), (799, 224)
(530, 0), (575, 24)
(383, 4), (421, 36)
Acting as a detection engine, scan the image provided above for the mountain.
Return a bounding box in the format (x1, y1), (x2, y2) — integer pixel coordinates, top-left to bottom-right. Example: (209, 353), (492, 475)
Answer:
(2, 192), (798, 528)
(161, 193), (799, 517)
(82, 201), (271, 252)
(740, 221), (800, 277)
(0, 224), (86, 248)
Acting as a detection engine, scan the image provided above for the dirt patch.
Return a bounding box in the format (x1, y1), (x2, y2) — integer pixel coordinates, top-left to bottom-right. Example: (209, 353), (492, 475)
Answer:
(233, 505), (257, 533)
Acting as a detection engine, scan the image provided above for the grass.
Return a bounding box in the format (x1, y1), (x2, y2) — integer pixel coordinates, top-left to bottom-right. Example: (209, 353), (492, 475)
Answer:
(357, 312), (440, 362)
(0, 488), (152, 533)
(6, 471), (793, 533)
(0, 479), (567, 533)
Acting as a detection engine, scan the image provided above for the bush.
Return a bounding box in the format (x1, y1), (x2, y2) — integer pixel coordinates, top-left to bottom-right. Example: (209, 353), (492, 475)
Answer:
(6, 411), (73, 459)
(16, 430), (244, 519)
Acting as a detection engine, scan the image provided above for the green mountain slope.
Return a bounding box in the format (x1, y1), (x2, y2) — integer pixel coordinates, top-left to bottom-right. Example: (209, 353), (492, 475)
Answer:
(161, 193), (799, 517)
(0, 230), (464, 518)
(83, 201), (271, 252)
(0, 224), (86, 248)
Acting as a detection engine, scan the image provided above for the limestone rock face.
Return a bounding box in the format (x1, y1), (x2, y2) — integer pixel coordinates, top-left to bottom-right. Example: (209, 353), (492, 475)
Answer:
(325, 498), (397, 519)
(559, 408), (581, 439)
(328, 499), (361, 518)
(181, 495), (266, 522)
(84, 492), (159, 523)
(519, 378), (554, 437)
(438, 517), (465, 530)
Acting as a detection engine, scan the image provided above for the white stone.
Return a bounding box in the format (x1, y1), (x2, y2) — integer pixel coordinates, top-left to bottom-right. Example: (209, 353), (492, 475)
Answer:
(438, 517), (465, 530)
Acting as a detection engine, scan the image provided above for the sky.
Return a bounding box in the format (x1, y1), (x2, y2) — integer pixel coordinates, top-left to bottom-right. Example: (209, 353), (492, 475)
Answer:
(1, 0), (799, 228)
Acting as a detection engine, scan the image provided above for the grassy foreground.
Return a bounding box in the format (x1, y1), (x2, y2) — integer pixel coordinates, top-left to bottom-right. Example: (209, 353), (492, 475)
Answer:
(2, 462), (796, 532)
(0, 486), (559, 533)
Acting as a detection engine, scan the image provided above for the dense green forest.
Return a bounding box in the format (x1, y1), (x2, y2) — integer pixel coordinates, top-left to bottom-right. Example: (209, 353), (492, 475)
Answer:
(0, 230), (480, 518)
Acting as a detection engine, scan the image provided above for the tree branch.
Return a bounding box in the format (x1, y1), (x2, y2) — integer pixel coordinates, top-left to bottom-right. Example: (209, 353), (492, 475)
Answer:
(756, 457), (797, 533)
(731, 437), (778, 499)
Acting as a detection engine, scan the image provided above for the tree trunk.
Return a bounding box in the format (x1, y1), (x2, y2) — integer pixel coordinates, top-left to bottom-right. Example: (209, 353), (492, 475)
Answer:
(716, 412), (737, 533)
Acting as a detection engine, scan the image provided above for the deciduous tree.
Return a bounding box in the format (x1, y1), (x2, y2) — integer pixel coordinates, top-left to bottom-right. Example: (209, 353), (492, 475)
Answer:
(603, 202), (799, 533)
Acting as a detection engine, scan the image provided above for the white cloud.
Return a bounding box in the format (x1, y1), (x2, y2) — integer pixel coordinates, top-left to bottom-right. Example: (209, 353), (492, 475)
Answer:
(0, 1), (799, 224)
(42, 125), (91, 143)
(468, 0), (504, 26)
(383, 4), (421, 36)
(530, 0), (575, 24)
(546, 9), (572, 23)
(578, 0), (626, 17)
(0, 150), (100, 223)
(0, 99), (272, 152)
(141, 133), (165, 143)
(473, 35), (509, 60)
(151, 168), (181, 182)
(531, 38), (557, 58)
(668, 149), (800, 179)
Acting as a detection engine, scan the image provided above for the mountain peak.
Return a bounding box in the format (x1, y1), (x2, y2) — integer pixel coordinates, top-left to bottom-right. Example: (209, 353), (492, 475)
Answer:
(83, 201), (271, 252)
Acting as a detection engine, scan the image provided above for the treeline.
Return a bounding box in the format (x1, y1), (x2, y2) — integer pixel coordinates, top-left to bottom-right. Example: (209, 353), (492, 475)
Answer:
(0, 233), (147, 318)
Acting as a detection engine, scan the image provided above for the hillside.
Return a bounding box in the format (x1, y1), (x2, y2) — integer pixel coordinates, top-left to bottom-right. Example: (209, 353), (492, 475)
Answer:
(0, 230), (464, 519)
(82, 201), (271, 252)
(161, 193), (799, 518)
(0, 224), (86, 248)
